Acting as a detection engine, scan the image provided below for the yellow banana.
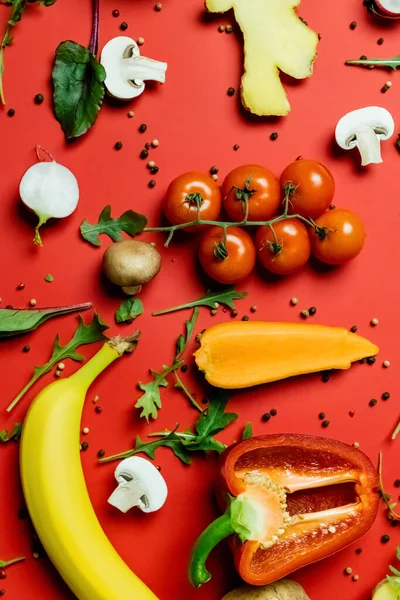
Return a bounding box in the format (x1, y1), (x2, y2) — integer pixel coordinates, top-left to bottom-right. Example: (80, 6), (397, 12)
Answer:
(20, 334), (159, 600)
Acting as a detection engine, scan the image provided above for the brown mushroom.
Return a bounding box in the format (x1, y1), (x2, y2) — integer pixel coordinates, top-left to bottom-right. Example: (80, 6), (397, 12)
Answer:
(102, 239), (161, 295)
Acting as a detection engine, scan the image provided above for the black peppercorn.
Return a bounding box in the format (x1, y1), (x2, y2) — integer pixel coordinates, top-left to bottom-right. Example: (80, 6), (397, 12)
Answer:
(0, 589), (5, 596)
(231, 309), (238, 317)
(149, 180), (157, 188)
(378, 37), (384, 45)
(322, 420), (330, 428)
(355, 548), (362, 554)
(381, 534), (390, 543)
(120, 21), (128, 30)
(97, 449), (105, 458)
(350, 21), (357, 29)
(360, 55), (367, 60)
(7, 108), (15, 117)
(112, 9), (119, 17)
(140, 149), (149, 159)
(0, 572), (5, 580)
(350, 325), (358, 333)
(270, 408), (277, 417)
(22, 345), (30, 353)
(309, 306), (317, 316)
(369, 398), (377, 407)
(210, 165), (219, 175)
(81, 442), (89, 451)
(382, 392), (390, 400)
(242, 315), (249, 321)
(270, 132), (279, 141)
(34, 93), (44, 104)
(227, 87), (236, 96)
(329, 204), (336, 210)
(321, 372), (330, 383)
(114, 141), (123, 150)
(139, 123), (147, 133)
(319, 412), (326, 420)
(367, 356), (376, 365)
(233, 144), (240, 151)
(394, 479), (400, 488)
(95, 406), (103, 414)
(262, 413), (271, 422)
(181, 364), (188, 373)
(151, 166), (159, 174)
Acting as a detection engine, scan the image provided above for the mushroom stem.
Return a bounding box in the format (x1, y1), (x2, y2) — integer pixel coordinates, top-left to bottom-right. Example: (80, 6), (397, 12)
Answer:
(124, 57), (167, 84)
(354, 126), (383, 166)
(121, 285), (142, 296)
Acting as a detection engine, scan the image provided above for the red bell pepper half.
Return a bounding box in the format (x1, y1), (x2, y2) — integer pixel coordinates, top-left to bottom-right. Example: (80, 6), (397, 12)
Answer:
(189, 434), (379, 587)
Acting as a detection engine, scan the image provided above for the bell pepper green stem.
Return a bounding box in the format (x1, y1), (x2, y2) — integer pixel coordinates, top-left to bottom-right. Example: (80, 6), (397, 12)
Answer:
(189, 513), (234, 587)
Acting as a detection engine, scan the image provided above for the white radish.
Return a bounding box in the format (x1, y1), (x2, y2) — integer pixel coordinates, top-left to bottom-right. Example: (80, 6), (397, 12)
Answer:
(19, 150), (79, 245)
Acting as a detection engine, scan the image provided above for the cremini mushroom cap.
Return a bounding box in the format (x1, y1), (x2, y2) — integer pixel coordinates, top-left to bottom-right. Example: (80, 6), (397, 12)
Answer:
(102, 239), (162, 288)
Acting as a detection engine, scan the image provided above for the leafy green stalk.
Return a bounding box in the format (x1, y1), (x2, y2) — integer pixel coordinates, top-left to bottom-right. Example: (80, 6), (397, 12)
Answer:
(152, 286), (248, 316)
(100, 388), (238, 465)
(392, 420), (400, 440)
(0, 302), (91, 338)
(0, 423), (22, 442)
(0, 0), (56, 105)
(135, 308), (199, 421)
(378, 452), (400, 521)
(0, 556), (25, 569)
(80, 205), (148, 246)
(242, 422), (253, 440)
(174, 372), (203, 413)
(6, 313), (108, 412)
(346, 56), (400, 70)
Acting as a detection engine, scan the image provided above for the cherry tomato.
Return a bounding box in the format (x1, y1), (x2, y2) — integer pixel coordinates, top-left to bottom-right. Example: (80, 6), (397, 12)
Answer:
(255, 219), (311, 275)
(198, 226), (256, 284)
(164, 172), (222, 231)
(280, 159), (335, 219)
(309, 209), (365, 265)
(222, 164), (281, 222)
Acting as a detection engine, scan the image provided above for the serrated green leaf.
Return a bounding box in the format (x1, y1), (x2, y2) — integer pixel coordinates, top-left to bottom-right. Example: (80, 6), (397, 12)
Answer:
(153, 286), (248, 316)
(7, 313), (109, 412)
(80, 205), (147, 247)
(52, 41), (106, 139)
(115, 298), (143, 324)
(242, 422), (253, 440)
(175, 307), (199, 359)
(0, 423), (22, 442)
(135, 368), (170, 421)
(196, 388), (238, 438)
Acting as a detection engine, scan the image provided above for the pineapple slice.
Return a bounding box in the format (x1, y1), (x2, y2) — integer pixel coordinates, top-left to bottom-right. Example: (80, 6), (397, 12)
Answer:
(206, 0), (319, 116)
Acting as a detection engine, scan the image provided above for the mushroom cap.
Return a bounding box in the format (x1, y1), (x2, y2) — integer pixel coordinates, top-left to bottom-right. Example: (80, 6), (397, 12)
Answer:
(103, 239), (162, 287)
(114, 456), (168, 513)
(335, 106), (395, 149)
(101, 36), (145, 100)
(376, 0), (400, 16)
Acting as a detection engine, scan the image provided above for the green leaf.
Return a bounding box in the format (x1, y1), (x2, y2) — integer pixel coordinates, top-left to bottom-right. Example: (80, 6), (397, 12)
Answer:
(153, 286), (248, 315)
(0, 302), (92, 338)
(242, 422), (253, 440)
(80, 205), (148, 247)
(135, 367), (171, 422)
(346, 55), (400, 70)
(0, 423), (22, 442)
(196, 388), (238, 438)
(134, 431), (192, 464)
(175, 307), (199, 358)
(44, 274), (54, 283)
(115, 298), (143, 324)
(7, 313), (109, 412)
(52, 41), (106, 139)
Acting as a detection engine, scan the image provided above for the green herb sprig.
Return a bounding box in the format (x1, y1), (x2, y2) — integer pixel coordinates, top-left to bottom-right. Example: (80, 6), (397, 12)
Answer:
(100, 388), (238, 465)
(378, 452), (400, 521)
(152, 286), (247, 316)
(7, 313), (108, 412)
(0, 556), (25, 569)
(0, 423), (22, 442)
(80, 205), (148, 247)
(0, 302), (91, 338)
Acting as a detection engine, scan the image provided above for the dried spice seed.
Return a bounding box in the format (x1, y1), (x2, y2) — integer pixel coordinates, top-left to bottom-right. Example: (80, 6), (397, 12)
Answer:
(355, 548), (362, 554)
(7, 108), (15, 117)
(34, 93), (44, 104)
(148, 180), (157, 188)
(242, 315), (249, 321)
(181, 364), (188, 373)
(270, 408), (277, 417)
(227, 87), (236, 96)
(81, 442), (89, 451)
(218, 25), (225, 32)
(114, 141), (123, 150)
(367, 356), (376, 365)
(17, 283), (25, 290)
(22, 345), (31, 353)
(0, 590), (5, 596)
(151, 166), (159, 174)
(231, 309), (238, 317)
(290, 297), (298, 306)
(382, 392), (390, 400)
(0, 572), (5, 580)
(321, 372), (330, 383)
(370, 317), (379, 326)
(350, 21), (357, 29)
(349, 410), (355, 417)
(318, 412), (326, 420)
(309, 306), (317, 316)
(112, 9), (119, 17)
(139, 123), (147, 133)
(233, 144), (240, 151)
(29, 298), (37, 307)
(152, 139), (159, 147)
(120, 21), (128, 30)
(353, 442), (359, 448)
(137, 37), (145, 45)
(322, 420), (330, 428)
(378, 37), (384, 45)
(95, 405), (103, 414)
(360, 55), (367, 60)
(352, 575), (359, 582)
(381, 81), (392, 93)
(212, 174), (218, 181)
(329, 204), (336, 210)
(350, 325), (358, 333)
(383, 360), (391, 368)
(381, 534), (390, 543)
(369, 398), (377, 407)
(211, 309), (217, 316)
(262, 413), (271, 422)
(210, 165), (219, 175)
(344, 567), (353, 575)
(225, 24), (233, 33)
(270, 132), (279, 141)
(97, 449), (105, 458)
(140, 149), (149, 159)
(300, 309), (309, 319)
(394, 479), (400, 488)
(127, 110), (134, 118)
(250, 305), (257, 313)
(155, 2), (162, 10)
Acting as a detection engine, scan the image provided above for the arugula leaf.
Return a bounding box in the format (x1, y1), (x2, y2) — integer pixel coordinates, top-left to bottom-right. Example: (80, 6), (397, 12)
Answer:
(115, 298), (143, 324)
(80, 205), (148, 247)
(242, 422), (253, 440)
(346, 56), (400, 70)
(0, 302), (91, 338)
(52, 41), (106, 139)
(0, 423), (22, 442)
(7, 313), (108, 413)
(0, 0), (56, 105)
(174, 373), (203, 413)
(378, 452), (400, 521)
(153, 286), (248, 316)
(100, 389), (238, 465)
(387, 547), (400, 590)
(135, 309), (199, 421)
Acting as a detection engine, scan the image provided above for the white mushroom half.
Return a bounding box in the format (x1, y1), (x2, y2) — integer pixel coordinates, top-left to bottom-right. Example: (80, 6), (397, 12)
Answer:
(108, 456), (168, 514)
(335, 106), (394, 166)
(375, 0), (400, 17)
(101, 36), (168, 100)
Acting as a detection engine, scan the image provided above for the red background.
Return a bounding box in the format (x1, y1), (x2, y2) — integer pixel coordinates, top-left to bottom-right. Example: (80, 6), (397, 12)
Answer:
(0, 0), (399, 598)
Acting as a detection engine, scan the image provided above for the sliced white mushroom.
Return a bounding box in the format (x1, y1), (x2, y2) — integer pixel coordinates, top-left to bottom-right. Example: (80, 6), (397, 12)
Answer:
(108, 456), (168, 514)
(374, 0), (400, 17)
(101, 36), (167, 100)
(335, 106), (394, 166)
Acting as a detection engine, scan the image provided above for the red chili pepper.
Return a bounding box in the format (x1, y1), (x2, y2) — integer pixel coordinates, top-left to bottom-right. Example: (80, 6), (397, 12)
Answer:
(189, 434), (379, 587)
